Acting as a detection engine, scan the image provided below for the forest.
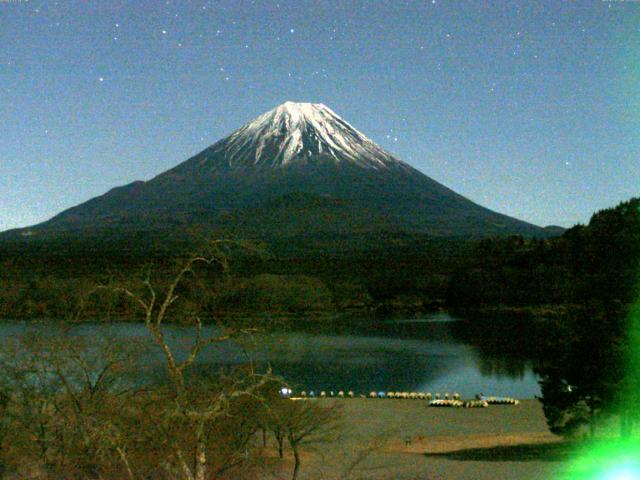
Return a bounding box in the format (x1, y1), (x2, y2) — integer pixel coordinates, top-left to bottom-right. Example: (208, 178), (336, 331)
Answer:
(0, 198), (637, 326)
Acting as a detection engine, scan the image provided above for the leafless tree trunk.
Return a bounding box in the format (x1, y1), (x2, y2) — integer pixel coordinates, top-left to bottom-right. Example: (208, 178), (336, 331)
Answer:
(291, 444), (302, 480)
(91, 240), (269, 480)
(277, 433), (285, 459)
(115, 446), (136, 480)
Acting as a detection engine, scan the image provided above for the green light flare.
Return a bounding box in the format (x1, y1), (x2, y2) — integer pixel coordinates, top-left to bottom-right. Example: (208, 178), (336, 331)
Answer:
(622, 203), (640, 432)
(558, 204), (640, 479)
(603, 467), (640, 480)
(557, 439), (640, 480)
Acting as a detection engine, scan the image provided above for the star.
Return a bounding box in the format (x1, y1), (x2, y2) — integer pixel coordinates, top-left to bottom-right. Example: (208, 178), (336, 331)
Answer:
(99, 77), (104, 82)
(290, 28), (295, 33)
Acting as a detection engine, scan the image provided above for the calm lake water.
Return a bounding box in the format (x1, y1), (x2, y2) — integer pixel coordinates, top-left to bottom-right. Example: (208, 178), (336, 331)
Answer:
(0, 313), (541, 399)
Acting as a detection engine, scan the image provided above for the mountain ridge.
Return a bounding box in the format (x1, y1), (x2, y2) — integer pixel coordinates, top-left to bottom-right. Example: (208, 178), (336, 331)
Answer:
(5, 101), (552, 240)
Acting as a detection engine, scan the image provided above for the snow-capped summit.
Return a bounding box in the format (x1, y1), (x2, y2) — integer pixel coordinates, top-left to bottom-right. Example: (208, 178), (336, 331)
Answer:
(14, 101), (549, 240)
(207, 101), (404, 170)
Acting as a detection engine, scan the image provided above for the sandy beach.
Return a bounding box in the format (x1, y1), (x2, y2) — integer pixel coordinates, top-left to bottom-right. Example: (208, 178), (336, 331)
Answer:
(282, 398), (572, 480)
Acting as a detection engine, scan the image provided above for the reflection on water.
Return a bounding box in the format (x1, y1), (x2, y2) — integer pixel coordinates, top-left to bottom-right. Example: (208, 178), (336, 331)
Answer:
(0, 313), (541, 399)
(476, 355), (530, 380)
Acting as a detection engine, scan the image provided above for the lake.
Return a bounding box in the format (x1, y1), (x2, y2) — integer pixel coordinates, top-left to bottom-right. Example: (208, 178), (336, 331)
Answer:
(0, 312), (541, 399)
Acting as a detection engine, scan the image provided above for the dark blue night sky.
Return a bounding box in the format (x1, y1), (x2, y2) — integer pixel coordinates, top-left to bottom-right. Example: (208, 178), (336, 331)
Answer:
(1, 0), (638, 231)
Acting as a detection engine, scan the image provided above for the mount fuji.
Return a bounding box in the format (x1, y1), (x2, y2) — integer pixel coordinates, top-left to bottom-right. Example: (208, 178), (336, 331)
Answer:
(11, 101), (549, 240)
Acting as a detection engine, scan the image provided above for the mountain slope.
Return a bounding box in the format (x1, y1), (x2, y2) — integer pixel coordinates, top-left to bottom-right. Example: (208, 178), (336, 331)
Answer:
(10, 102), (548, 239)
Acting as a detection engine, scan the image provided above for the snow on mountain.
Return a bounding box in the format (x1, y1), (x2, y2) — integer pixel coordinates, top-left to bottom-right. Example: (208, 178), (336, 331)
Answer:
(8, 100), (549, 239)
(207, 101), (405, 170)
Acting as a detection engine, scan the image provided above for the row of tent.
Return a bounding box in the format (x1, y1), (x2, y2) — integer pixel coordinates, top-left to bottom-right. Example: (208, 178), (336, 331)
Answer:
(286, 390), (519, 406)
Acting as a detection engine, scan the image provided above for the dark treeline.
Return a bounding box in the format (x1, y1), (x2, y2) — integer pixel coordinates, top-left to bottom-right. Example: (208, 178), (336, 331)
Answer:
(2, 199), (638, 323)
(0, 232), (471, 321)
(448, 197), (640, 313)
(452, 198), (640, 437)
(1, 198), (637, 325)
(448, 198), (640, 438)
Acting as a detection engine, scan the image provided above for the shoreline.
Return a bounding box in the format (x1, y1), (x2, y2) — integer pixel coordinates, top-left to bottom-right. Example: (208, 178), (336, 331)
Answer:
(308, 398), (568, 480)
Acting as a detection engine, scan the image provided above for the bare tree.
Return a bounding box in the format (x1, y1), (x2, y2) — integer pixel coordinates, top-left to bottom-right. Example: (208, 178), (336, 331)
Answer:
(286, 401), (342, 480)
(262, 397), (342, 480)
(0, 334), (62, 476)
(89, 240), (273, 480)
(0, 331), (147, 479)
(0, 240), (347, 480)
